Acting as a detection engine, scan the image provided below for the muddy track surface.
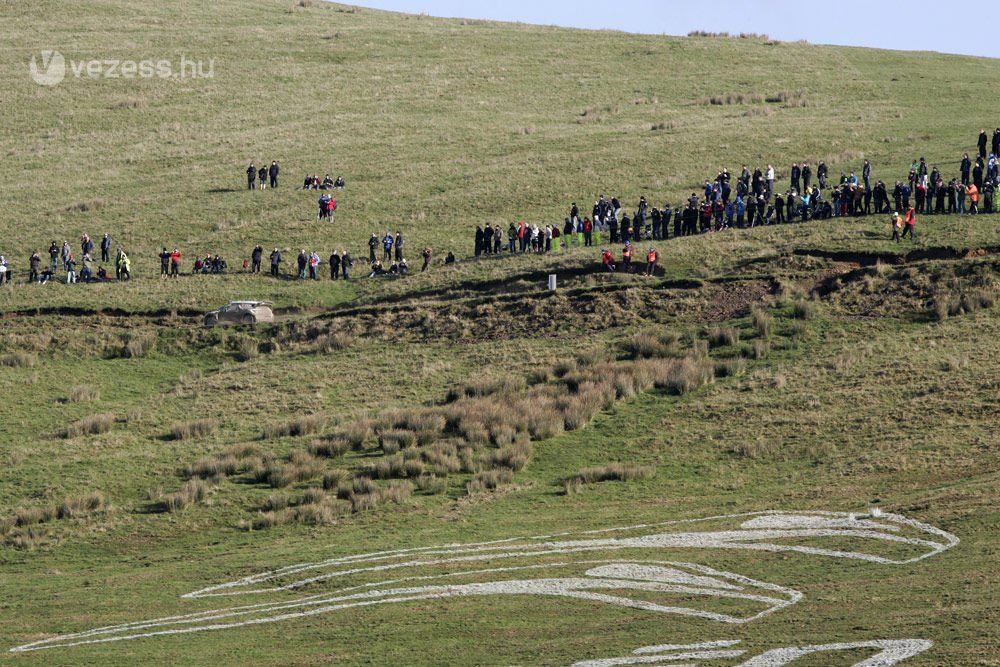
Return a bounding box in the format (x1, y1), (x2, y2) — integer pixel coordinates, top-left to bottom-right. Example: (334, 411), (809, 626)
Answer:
(794, 245), (1000, 266)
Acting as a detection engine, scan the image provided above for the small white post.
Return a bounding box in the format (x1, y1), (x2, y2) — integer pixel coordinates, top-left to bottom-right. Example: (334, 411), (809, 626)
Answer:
(548, 274), (557, 291)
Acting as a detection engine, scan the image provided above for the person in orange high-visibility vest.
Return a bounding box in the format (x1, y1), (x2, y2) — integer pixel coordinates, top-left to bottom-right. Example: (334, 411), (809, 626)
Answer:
(901, 206), (917, 242)
(645, 247), (658, 275)
(622, 240), (633, 272)
(967, 182), (980, 214)
(891, 212), (903, 243)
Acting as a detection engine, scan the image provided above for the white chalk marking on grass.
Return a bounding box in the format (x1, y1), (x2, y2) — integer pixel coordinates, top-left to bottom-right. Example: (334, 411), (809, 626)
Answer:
(10, 561), (800, 652)
(185, 510), (958, 598)
(572, 639), (933, 666)
(10, 510), (957, 653)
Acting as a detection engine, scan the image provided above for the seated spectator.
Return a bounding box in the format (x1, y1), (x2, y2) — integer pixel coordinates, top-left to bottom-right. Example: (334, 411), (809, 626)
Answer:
(39, 267), (54, 284)
(398, 258), (408, 275)
(302, 175), (312, 189)
(368, 259), (385, 277)
(320, 174), (335, 189)
(97, 266), (109, 281)
(193, 257), (204, 273)
(212, 255), (227, 273)
(334, 175), (345, 188)
(445, 251), (456, 264)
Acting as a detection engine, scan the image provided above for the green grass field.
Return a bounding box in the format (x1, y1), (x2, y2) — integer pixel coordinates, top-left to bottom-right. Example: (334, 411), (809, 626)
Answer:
(1, 2), (999, 665)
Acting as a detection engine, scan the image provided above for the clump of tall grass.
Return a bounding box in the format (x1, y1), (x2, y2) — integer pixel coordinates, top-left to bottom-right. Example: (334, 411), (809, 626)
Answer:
(262, 413), (328, 439)
(563, 464), (654, 493)
(162, 479), (210, 512)
(708, 326), (740, 348)
(308, 436), (351, 458)
(65, 412), (115, 438)
(0, 352), (37, 368)
(466, 469), (514, 494)
(171, 418), (218, 441)
(67, 385), (100, 403)
(253, 451), (325, 488)
(751, 307), (773, 338)
(791, 299), (817, 320)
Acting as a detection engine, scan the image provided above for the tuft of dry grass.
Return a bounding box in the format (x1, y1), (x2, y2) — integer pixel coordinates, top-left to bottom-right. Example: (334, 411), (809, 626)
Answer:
(1, 352), (37, 368)
(262, 413), (329, 439)
(708, 326), (740, 348)
(67, 385), (100, 403)
(57, 491), (109, 519)
(171, 418), (218, 441)
(162, 479), (209, 512)
(65, 412), (115, 438)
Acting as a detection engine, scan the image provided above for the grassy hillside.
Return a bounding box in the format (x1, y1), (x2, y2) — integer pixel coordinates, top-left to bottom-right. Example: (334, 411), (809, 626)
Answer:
(1, 2), (999, 665)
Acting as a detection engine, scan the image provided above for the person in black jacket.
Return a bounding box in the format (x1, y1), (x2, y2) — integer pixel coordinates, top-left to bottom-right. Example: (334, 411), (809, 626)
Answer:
(978, 129), (988, 159)
(341, 251), (353, 280)
(269, 248), (281, 276)
(251, 245), (263, 273)
(474, 225), (484, 257)
(247, 163), (256, 190)
(268, 161), (279, 188)
(329, 250), (341, 280)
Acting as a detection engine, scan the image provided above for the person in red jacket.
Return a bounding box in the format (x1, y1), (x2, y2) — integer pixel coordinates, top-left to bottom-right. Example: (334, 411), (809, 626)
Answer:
(600, 248), (615, 272)
(583, 217), (594, 247)
(169, 249), (182, 277)
(901, 206), (917, 242)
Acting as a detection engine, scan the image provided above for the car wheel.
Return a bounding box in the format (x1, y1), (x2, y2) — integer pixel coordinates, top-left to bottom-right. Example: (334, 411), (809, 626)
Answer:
(204, 315), (218, 327)
(241, 313), (255, 325)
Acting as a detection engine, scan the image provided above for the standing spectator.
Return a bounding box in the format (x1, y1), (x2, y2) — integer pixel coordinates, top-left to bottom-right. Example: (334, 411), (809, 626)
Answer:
(801, 162), (812, 191)
(891, 212), (902, 243)
(329, 250), (341, 280)
(790, 162), (801, 192)
(100, 233), (112, 262)
(258, 165), (267, 190)
(81, 234), (94, 260)
(862, 160), (872, 191)
(394, 231), (404, 262)
(296, 250), (307, 279)
(368, 233), (378, 263)
(80, 253), (92, 282)
(115, 248), (130, 280)
(308, 251), (319, 280)
(246, 162), (256, 190)
(507, 223), (517, 253)
(382, 232), (394, 262)
(421, 247), (432, 271)
(65, 254), (77, 284)
(159, 247), (170, 277)
(474, 225), (484, 257)
(978, 129), (988, 159)
(494, 225), (502, 253)
(960, 153), (972, 185)
(0, 255), (8, 285)
(269, 248), (282, 276)
(483, 223), (493, 254)
(583, 217), (593, 247)
(341, 251), (353, 280)
(251, 245), (263, 273)
(48, 241), (59, 273)
(60, 241), (71, 271)
(170, 248), (182, 277)
(269, 161), (279, 188)
(817, 161), (828, 189)
(29, 251), (41, 283)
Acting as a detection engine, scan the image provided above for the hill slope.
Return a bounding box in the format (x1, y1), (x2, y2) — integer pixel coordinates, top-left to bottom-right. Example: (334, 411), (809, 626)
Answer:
(1, 3), (999, 666)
